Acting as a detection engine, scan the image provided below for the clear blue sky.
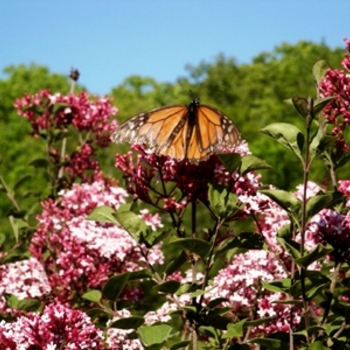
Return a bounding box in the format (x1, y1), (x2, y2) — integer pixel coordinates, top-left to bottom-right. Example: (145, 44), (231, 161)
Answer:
(1, 0), (349, 95)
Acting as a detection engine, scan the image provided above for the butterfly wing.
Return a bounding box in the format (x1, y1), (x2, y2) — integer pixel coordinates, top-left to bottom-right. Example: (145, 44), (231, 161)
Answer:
(111, 105), (189, 156)
(112, 101), (241, 163)
(185, 104), (241, 163)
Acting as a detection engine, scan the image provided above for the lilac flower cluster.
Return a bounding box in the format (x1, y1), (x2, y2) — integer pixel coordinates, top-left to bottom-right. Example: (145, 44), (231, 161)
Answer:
(29, 180), (164, 303)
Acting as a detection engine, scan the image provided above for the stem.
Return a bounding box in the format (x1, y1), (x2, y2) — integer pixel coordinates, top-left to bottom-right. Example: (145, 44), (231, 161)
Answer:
(199, 217), (223, 306)
(299, 96), (314, 340)
(157, 165), (184, 237)
(57, 71), (77, 180)
(190, 200), (198, 350)
(0, 175), (21, 211)
(322, 261), (340, 325)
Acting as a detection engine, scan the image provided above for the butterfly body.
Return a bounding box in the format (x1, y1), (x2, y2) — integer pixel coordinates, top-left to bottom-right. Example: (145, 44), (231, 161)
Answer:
(111, 99), (241, 163)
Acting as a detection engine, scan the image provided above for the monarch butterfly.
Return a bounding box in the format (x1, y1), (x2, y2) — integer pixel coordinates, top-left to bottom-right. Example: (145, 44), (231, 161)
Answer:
(111, 98), (241, 163)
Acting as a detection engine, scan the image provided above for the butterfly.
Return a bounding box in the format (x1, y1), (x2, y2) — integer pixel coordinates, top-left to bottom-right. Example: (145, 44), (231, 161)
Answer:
(111, 98), (241, 164)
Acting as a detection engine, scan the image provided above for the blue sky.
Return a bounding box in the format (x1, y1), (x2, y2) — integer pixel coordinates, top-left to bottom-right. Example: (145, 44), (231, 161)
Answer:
(1, 0), (349, 95)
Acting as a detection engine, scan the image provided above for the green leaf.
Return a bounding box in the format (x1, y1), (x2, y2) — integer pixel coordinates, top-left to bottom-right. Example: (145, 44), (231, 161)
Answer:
(111, 316), (145, 329)
(87, 205), (119, 224)
(51, 102), (70, 114)
(309, 127), (336, 159)
(128, 269), (152, 280)
(169, 238), (210, 260)
(140, 229), (169, 248)
(154, 281), (181, 294)
(165, 251), (187, 276)
(260, 189), (301, 216)
(290, 271), (329, 299)
(9, 215), (20, 242)
(29, 158), (49, 168)
(102, 272), (130, 302)
(206, 314), (230, 329)
(208, 184), (240, 218)
(114, 210), (149, 242)
(137, 324), (172, 346)
(169, 341), (191, 350)
(261, 279), (291, 293)
(313, 97), (335, 115)
(216, 232), (264, 255)
(305, 192), (344, 222)
(86, 308), (110, 319)
(260, 122), (304, 159)
(277, 237), (301, 260)
(82, 290), (102, 303)
(249, 337), (289, 349)
(240, 155), (272, 175)
(307, 340), (330, 350)
(17, 299), (41, 312)
(13, 175), (32, 191)
(295, 244), (333, 267)
(291, 96), (309, 118)
(245, 317), (273, 327)
(5, 294), (20, 308)
(207, 297), (228, 308)
(277, 224), (292, 239)
(218, 153), (241, 174)
(313, 59), (330, 86)
(222, 319), (247, 338)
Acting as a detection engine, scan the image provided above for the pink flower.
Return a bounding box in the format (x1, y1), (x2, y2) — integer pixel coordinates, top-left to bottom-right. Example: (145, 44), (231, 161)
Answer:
(319, 38), (350, 151)
(30, 181), (164, 303)
(115, 141), (264, 221)
(14, 90), (118, 188)
(138, 209), (164, 231)
(0, 302), (105, 349)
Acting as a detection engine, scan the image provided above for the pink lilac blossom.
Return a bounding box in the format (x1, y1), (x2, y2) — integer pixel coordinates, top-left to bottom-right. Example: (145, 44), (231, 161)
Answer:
(14, 90), (118, 147)
(15, 90), (118, 187)
(138, 209), (164, 231)
(145, 253), (294, 337)
(207, 250), (298, 335)
(0, 257), (51, 316)
(258, 182), (321, 252)
(319, 38), (350, 151)
(306, 180), (350, 262)
(30, 180), (164, 303)
(115, 141), (265, 220)
(0, 257), (50, 300)
(0, 302), (105, 349)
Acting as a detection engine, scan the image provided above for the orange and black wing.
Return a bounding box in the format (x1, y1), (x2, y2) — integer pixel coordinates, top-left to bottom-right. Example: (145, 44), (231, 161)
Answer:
(111, 105), (190, 159)
(112, 100), (241, 163)
(185, 104), (241, 163)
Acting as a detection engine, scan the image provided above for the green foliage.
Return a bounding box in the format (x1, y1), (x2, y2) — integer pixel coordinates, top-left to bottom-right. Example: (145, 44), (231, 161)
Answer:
(0, 64), (74, 241)
(1, 40), (350, 348)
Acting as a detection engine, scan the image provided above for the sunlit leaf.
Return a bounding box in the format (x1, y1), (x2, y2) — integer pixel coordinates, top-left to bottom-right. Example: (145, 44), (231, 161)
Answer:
(222, 319), (247, 338)
(313, 59), (330, 86)
(82, 290), (102, 303)
(261, 123), (304, 159)
(137, 324), (172, 346)
(114, 210), (148, 242)
(87, 205), (119, 224)
(240, 154), (272, 175)
(260, 189), (301, 216)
